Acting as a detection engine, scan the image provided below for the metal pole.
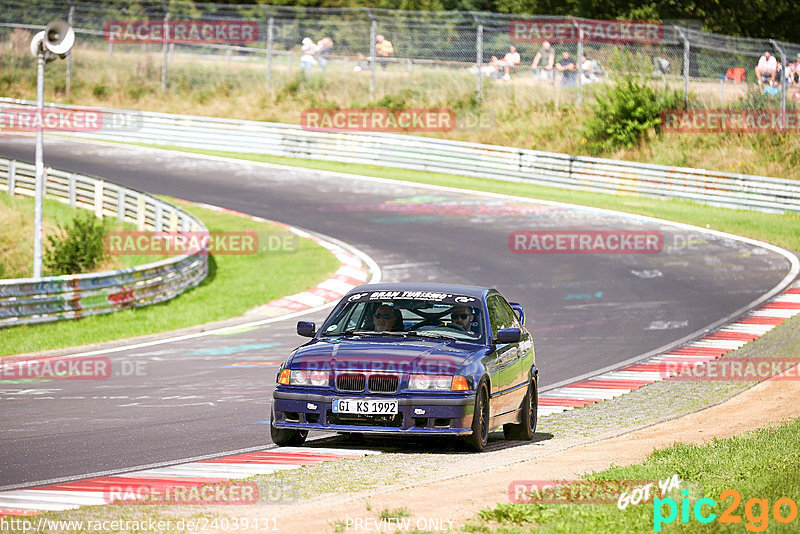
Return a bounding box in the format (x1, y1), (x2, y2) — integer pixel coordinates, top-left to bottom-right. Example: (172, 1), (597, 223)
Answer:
(161, 3), (169, 93)
(476, 24), (483, 100)
(676, 27), (690, 110)
(471, 13), (482, 101)
(66, 1), (74, 94)
(33, 52), (45, 279)
(369, 17), (376, 96)
(770, 39), (787, 130)
(574, 18), (583, 108)
(267, 16), (274, 92)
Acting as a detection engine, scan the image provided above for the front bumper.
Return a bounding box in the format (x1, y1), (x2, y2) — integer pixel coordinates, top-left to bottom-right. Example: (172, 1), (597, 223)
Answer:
(272, 388), (476, 435)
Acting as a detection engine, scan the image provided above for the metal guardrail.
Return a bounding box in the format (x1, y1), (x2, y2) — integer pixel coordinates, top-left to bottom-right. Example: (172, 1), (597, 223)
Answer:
(0, 156), (208, 328)
(2, 98), (796, 215)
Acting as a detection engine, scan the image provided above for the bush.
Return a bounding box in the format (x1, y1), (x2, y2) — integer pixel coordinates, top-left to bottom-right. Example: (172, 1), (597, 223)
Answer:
(734, 83), (783, 110)
(92, 83), (110, 99)
(44, 212), (108, 276)
(581, 49), (683, 155)
(375, 89), (418, 110)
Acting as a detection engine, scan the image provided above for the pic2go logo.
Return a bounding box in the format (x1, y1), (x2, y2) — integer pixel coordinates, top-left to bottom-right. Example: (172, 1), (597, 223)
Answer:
(654, 489), (799, 532)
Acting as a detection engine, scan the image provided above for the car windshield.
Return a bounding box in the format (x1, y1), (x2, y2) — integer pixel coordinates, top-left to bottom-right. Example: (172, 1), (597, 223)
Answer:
(321, 291), (485, 342)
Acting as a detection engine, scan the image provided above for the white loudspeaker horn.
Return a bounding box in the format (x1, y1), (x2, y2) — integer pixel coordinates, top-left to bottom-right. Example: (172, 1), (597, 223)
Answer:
(44, 20), (75, 57)
(30, 30), (46, 57)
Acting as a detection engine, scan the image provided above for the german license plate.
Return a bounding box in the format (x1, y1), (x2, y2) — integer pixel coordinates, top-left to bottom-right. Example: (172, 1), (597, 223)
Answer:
(332, 399), (398, 415)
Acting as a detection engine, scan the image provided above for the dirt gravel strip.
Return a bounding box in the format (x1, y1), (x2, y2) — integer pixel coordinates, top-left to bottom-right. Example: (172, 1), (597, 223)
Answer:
(228, 368), (800, 534)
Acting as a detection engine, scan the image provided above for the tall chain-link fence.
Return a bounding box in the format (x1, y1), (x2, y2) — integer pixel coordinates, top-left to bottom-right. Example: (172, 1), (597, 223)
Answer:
(1, 0), (798, 116)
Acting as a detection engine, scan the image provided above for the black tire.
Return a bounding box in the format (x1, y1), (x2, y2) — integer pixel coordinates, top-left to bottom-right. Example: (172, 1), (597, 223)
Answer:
(463, 383), (489, 452)
(503, 377), (538, 441)
(270, 408), (308, 446)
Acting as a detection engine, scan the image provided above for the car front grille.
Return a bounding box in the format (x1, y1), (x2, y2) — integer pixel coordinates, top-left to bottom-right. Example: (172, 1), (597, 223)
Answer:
(368, 374), (399, 393)
(336, 373), (366, 392)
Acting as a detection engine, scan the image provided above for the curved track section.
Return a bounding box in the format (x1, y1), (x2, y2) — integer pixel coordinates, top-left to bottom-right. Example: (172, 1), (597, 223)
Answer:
(0, 137), (795, 488)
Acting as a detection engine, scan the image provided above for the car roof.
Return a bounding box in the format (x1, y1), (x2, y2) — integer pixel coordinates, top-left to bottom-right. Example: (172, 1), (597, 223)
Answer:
(346, 282), (493, 300)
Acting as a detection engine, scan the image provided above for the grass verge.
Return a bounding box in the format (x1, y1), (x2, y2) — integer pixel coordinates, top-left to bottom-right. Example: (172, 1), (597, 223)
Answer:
(0, 196), (340, 356)
(471, 415), (800, 533)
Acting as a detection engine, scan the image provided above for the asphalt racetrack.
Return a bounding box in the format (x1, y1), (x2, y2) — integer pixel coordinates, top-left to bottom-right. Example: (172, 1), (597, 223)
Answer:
(0, 137), (793, 488)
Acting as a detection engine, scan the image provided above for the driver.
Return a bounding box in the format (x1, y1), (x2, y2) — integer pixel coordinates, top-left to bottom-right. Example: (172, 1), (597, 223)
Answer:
(450, 305), (474, 332)
(373, 304), (399, 332)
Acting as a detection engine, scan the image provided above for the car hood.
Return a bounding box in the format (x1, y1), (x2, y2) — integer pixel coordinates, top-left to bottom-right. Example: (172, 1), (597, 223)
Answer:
(288, 337), (485, 375)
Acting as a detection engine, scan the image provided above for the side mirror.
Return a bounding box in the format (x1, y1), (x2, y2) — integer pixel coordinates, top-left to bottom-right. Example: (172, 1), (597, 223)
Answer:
(495, 328), (521, 344)
(509, 302), (525, 326)
(297, 321), (316, 337)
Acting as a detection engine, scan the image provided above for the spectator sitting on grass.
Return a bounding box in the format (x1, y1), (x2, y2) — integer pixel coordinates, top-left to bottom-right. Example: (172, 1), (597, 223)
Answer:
(791, 53), (800, 86)
(376, 34), (394, 70)
(477, 55), (503, 77)
(502, 46), (521, 80)
(581, 55), (599, 83)
(531, 41), (555, 84)
(315, 37), (333, 72)
(556, 51), (577, 86)
(300, 37), (317, 75)
(755, 51), (777, 87)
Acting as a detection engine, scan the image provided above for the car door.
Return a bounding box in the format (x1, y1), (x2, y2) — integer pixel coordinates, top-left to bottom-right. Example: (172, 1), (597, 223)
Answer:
(486, 295), (522, 416)
(496, 295), (531, 412)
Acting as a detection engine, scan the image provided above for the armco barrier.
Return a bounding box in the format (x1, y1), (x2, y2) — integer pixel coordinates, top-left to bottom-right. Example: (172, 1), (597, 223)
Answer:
(2, 97), (799, 214)
(0, 157), (208, 328)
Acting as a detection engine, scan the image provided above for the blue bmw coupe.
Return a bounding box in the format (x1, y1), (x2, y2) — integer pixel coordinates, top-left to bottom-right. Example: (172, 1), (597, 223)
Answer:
(271, 283), (537, 451)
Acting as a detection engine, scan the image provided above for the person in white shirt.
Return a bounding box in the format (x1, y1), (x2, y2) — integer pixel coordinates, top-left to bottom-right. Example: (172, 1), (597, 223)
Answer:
(581, 55), (598, 83)
(300, 37), (317, 75)
(755, 51), (777, 86)
(503, 46), (521, 79)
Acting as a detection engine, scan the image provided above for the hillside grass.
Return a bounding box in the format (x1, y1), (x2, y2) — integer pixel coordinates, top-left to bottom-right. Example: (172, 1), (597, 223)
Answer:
(2, 45), (800, 180)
